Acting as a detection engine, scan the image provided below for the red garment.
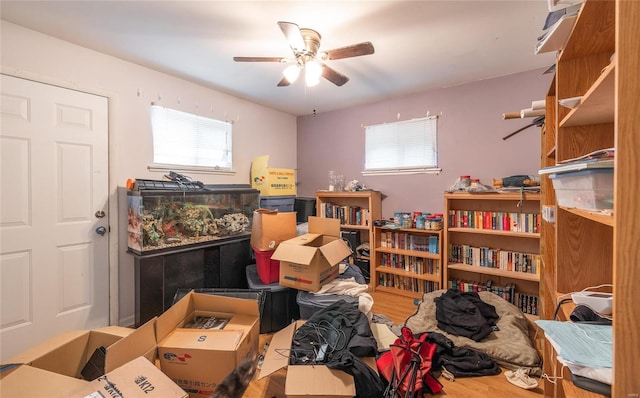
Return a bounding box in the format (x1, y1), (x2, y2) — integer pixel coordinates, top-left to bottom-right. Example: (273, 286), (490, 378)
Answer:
(376, 327), (443, 396)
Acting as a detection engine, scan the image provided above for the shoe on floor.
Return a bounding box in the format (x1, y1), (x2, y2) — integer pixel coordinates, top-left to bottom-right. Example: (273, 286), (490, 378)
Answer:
(505, 368), (539, 390)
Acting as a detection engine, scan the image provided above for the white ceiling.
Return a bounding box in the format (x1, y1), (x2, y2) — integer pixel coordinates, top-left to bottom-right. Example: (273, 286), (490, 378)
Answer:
(0, 1), (556, 117)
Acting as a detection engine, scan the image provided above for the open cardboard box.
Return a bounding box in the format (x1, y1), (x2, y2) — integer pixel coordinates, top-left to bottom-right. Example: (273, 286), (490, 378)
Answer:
(155, 291), (260, 398)
(71, 356), (188, 398)
(272, 217), (352, 292)
(0, 323), (158, 397)
(0, 364), (87, 397)
(258, 320), (377, 398)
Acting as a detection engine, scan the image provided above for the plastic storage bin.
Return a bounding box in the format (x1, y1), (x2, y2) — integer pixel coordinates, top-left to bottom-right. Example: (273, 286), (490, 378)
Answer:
(259, 195), (295, 212)
(550, 168), (614, 210)
(246, 264), (300, 333)
(294, 197), (316, 224)
(296, 263), (366, 319)
(252, 246), (280, 284)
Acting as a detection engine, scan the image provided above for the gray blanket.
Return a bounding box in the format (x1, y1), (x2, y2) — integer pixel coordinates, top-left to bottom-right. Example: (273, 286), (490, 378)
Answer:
(405, 289), (541, 370)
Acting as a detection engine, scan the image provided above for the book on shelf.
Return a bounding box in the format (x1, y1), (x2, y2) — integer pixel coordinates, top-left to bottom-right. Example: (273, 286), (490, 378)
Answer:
(448, 210), (540, 233)
(380, 231), (439, 254)
(448, 244), (540, 275)
(322, 202), (370, 226)
(378, 273), (439, 294)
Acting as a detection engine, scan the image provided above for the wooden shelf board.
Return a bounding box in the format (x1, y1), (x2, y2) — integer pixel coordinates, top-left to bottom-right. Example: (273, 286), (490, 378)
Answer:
(559, 0), (615, 60)
(378, 227), (442, 235)
(561, 206), (614, 227)
(448, 228), (540, 239)
(444, 192), (540, 201)
(375, 247), (440, 259)
(375, 266), (440, 282)
(339, 224), (369, 230)
(447, 263), (540, 282)
(373, 285), (424, 299)
(560, 61), (615, 128)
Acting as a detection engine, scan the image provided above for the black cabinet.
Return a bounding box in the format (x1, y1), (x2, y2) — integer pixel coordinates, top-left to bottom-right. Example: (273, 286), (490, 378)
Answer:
(133, 237), (251, 326)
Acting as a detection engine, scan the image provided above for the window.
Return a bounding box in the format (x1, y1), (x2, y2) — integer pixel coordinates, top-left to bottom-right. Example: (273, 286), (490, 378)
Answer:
(363, 116), (440, 175)
(150, 105), (233, 172)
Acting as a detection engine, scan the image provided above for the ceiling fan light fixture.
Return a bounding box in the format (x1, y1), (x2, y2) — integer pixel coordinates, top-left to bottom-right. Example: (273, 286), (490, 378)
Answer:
(305, 60), (322, 87)
(283, 64), (300, 83)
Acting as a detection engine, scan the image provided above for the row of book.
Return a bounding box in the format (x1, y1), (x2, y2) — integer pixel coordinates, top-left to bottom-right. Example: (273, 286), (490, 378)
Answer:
(321, 203), (370, 226)
(516, 293), (539, 316)
(379, 253), (440, 276)
(448, 244), (540, 275)
(378, 231), (439, 254)
(378, 273), (440, 294)
(447, 210), (541, 233)
(448, 279), (539, 315)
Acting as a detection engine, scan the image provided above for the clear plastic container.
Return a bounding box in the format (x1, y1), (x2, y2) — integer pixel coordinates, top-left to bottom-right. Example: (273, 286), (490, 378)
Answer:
(550, 169), (614, 210)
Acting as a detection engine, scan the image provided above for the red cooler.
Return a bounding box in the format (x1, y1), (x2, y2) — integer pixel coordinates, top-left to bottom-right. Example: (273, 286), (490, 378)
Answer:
(252, 245), (280, 284)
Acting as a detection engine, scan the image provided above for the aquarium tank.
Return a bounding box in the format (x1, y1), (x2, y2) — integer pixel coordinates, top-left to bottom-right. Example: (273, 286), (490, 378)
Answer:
(127, 179), (260, 255)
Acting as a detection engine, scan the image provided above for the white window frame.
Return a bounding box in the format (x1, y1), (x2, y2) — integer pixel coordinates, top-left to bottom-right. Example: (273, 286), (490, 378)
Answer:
(148, 104), (234, 175)
(363, 116), (441, 176)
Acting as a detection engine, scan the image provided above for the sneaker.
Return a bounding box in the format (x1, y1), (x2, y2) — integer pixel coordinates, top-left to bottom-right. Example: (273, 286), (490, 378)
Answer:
(505, 368), (539, 390)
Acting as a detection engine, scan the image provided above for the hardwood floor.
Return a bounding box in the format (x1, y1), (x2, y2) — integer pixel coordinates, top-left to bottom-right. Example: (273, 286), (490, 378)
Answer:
(243, 290), (544, 397)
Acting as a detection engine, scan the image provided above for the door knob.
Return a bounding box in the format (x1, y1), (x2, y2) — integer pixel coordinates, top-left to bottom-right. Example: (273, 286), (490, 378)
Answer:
(95, 210), (106, 218)
(95, 226), (107, 236)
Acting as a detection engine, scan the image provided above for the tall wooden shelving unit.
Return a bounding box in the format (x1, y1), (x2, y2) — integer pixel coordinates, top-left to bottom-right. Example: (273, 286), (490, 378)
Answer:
(539, 1), (640, 397)
(443, 192), (541, 318)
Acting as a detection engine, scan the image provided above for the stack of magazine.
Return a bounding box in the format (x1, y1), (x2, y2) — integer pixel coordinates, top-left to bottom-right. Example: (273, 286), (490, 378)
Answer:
(535, 3), (583, 54)
(539, 148), (614, 175)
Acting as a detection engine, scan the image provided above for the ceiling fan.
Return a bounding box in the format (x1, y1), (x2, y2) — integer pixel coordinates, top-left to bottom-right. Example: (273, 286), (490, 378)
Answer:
(233, 21), (375, 87)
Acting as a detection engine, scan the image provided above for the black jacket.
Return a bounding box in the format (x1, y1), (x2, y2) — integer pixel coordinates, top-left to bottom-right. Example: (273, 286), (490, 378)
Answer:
(434, 289), (499, 342)
(292, 300), (385, 397)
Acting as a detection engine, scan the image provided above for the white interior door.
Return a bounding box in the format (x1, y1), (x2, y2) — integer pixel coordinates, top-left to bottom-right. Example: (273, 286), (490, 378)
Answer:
(0, 74), (110, 361)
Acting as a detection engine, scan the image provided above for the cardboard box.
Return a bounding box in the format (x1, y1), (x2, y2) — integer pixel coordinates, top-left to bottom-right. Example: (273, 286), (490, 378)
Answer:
(258, 320), (377, 397)
(71, 356), (188, 398)
(0, 364), (88, 397)
(250, 208), (297, 251)
(155, 291), (260, 398)
(0, 323), (157, 397)
(250, 155), (296, 196)
(272, 217), (352, 292)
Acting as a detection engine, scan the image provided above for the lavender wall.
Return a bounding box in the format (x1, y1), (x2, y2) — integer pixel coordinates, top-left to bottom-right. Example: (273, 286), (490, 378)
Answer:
(297, 68), (552, 218)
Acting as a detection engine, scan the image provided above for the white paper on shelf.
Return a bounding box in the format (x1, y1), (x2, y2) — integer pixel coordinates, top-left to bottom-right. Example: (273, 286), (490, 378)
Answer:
(532, 100), (546, 110)
(520, 108), (545, 118)
(535, 14), (578, 54)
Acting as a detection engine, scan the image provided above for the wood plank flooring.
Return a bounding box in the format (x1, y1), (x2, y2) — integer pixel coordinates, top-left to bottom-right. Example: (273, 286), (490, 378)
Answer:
(243, 290), (544, 398)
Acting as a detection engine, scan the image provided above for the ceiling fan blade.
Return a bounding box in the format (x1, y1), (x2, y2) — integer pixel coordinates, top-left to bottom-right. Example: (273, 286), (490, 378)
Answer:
(322, 65), (349, 87)
(233, 56), (286, 62)
(324, 41), (375, 60)
(277, 77), (291, 87)
(278, 21), (305, 52)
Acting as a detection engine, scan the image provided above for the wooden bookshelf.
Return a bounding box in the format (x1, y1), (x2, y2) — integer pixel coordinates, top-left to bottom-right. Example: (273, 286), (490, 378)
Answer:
(371, 227), (443, 299)
(315, 190), (382, 278)
(538, 1), (640, 396)
(443, 192), (541, 316)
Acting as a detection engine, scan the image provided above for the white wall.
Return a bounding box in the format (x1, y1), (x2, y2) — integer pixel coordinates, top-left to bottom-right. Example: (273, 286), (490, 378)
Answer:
(1, 21), (297, 326)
